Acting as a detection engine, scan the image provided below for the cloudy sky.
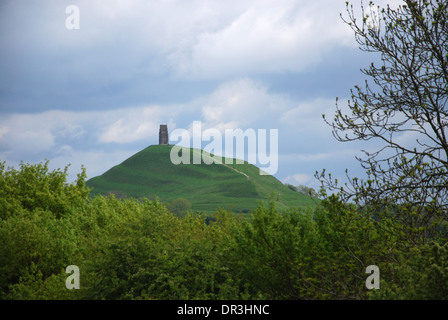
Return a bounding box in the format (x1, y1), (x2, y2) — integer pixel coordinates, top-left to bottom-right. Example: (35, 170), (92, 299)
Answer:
(0, 0), (403, 190)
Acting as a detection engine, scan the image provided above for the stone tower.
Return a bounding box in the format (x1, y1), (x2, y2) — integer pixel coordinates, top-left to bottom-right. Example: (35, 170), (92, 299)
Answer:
(159, 124), (169, 145)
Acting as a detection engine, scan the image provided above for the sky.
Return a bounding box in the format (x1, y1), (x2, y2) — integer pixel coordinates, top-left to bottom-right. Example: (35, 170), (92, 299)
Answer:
(0, 0), (404, 191)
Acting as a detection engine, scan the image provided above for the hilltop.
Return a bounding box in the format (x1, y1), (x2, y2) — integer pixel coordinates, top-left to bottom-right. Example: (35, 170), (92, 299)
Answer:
(86, 145), (317, 213)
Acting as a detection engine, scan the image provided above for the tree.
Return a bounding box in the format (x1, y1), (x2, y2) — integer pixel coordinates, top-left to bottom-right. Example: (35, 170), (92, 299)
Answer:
(319, 0), (448, 234)
(166, 198), (192, 217)
(0, 161), (89, 299)
(285, 183), (319, 198)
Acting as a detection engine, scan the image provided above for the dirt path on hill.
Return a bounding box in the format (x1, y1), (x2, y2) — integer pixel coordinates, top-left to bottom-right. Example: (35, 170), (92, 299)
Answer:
(196, 149), (250, 180)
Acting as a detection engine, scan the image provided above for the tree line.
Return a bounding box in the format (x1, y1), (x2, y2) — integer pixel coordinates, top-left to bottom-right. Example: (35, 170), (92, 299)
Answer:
(0, 160), (446, 299)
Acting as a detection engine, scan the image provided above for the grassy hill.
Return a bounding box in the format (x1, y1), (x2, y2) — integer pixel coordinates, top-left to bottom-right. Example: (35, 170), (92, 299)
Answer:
(86, 145), (317, 214)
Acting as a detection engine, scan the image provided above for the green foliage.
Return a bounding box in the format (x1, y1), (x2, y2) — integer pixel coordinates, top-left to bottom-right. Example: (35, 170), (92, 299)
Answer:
(85, 204), (244, 300)
(234, 201), (319, 299)
(0, 161), (89, 298)
(315, 1), (448, 300)
(232, 195), (408, 299)
(165, 198), (192, 218)
(370, 242), (448, 299)
(0, 161), (89, 220)
(1, 161), (447, 300)
(285, 183), (319, 198)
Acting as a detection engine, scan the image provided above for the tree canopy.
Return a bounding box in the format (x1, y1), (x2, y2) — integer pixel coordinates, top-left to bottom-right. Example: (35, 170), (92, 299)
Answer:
(319, 0), (448, 238)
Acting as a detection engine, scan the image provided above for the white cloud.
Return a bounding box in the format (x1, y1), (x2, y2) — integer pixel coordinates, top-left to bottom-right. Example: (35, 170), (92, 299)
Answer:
(0, 106), (176, 160)
(0, 0), (359, 81)
(0, 126), (9, 140)
(0, 106), (171, 181)
(280, 97), (336, 137)
(283, 173), (312, 185)
(98, 107), (166, 144)
(169, 0), (356, 79)
(200, 78), (292, 130)
(280, 148), (362, 163)
(0, 112), (56, 155)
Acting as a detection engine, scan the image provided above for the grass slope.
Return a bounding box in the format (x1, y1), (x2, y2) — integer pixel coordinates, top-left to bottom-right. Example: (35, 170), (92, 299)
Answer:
(86, 145), (316, 213)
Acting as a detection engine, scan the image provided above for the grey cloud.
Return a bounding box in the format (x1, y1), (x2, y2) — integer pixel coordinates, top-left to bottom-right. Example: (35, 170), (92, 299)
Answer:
(0, 0), (399, 187)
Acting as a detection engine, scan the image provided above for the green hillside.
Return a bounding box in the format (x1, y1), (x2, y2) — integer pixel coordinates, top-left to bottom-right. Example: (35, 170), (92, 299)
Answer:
(86, 145), (316, 213)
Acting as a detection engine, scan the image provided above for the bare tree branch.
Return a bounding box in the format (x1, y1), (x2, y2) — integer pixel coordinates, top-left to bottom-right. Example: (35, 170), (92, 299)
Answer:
(318, 0), (448, 233)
